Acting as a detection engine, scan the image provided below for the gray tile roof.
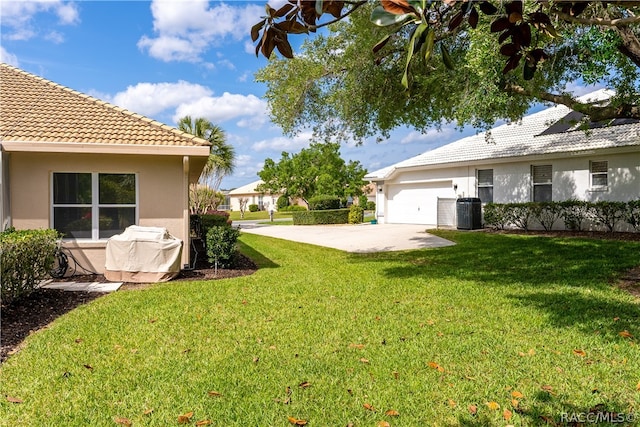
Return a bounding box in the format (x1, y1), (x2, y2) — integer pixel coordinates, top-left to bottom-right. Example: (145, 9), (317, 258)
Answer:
(366, 91), (640, 180)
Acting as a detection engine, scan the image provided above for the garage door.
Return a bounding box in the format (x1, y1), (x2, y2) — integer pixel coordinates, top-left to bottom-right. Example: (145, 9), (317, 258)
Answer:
(386, 182), (452, 225)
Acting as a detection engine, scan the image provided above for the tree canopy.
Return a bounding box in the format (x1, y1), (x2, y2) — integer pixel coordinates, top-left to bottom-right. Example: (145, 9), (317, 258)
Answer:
(257, 142), (368, 205)
(253, 1), (640, 144)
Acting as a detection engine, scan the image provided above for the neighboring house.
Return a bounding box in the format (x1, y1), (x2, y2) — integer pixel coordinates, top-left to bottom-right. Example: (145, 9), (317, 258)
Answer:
(0, 63), (211, 272)
(365, 90), (640, 227)
(228, 180), (277, 211)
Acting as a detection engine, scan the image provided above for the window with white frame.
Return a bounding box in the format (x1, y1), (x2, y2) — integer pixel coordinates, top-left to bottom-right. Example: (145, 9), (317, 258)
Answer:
(52, 172), (137, 239)
(590, 160), (608, 188)
(532, 165), (552, 202)
(477, 169), (494, 203)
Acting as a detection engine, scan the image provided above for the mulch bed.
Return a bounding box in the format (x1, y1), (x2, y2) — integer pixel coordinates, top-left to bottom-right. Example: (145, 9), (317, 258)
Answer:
(1, 253), (257, 363)
(2, 231), (640, 364)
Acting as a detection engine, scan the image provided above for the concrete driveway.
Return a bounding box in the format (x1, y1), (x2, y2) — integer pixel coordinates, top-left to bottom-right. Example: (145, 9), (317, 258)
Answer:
(236, 222), (455, 253)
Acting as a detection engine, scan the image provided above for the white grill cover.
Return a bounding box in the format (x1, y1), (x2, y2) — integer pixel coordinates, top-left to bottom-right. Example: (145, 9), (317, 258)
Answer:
(104, 225), (183, 283)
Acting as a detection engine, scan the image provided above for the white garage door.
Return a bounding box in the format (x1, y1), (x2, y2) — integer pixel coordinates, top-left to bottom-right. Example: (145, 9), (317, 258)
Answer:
(386, 182), (452, 225)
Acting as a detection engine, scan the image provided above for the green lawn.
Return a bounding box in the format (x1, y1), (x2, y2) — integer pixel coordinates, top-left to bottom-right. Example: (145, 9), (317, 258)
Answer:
(1, 231), (639, 426)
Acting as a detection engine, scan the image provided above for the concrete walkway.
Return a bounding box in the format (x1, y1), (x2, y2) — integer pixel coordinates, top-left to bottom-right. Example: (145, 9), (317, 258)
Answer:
(237, 222), (455, 253)
(39, 279), (123, 292)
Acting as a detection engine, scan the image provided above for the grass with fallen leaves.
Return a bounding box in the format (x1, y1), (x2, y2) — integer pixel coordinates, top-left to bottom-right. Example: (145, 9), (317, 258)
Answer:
(1, 231), (639, 426)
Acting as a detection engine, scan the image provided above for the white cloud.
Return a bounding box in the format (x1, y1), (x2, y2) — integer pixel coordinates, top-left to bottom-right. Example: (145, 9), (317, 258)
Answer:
(108, 81), (213, 117)
(139, 0), (264, 62)
(0, 0), (79, 41)
(251, 132), (313, 152)
(400, 126), (457, 145)
(173, 92), (269, 127)
(0, 47), (19, 67)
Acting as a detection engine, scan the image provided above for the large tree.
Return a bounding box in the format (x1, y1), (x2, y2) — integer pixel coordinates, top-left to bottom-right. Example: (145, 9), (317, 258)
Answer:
(253, 1), (640, 144)
(177, 116), (236, 191)
(257, 142), (368, 206)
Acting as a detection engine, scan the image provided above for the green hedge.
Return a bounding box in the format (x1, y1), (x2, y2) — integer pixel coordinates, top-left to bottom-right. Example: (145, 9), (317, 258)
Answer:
(484, 200), (640, 233)
(279, 205), (307, 212)
(292, 209), (349, 225)
(348, 204), (364, 224)
(308, 195), (341, 210)
(1, 228), (59, 304)
(205, 225), (240, 269)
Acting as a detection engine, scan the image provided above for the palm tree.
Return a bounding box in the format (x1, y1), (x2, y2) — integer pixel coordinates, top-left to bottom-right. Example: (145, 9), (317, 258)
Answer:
(177, 116), (235, 192)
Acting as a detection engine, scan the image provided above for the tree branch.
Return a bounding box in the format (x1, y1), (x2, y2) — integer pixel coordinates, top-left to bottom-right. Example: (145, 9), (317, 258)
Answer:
(502, 84), (640, 121)
(553, 11), (640, 27)
(306, 1), (368, 31)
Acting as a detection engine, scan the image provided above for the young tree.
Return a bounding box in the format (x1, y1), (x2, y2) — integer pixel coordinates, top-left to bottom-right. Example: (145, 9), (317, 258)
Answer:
(189, 185), (225, 214)
(257, 142), (368, 207)
(177, 116), (236, 192)
(253, 1), (640, 144)
(238, 197), (249, 219)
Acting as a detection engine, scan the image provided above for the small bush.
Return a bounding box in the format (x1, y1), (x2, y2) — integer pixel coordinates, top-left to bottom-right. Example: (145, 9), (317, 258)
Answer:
(559, 199), (589, 231)
(195, 212), (231, 239)
(483, 203), (510, 230)
(292, 209), (349, 225)
(590, 201), (627, 232)
(348, 204), (364, 224)
(508, 203), (535, 231)
(248, 204), (259, 212)
(531, 202), (562, 231)
(358, 195), (368, 208)
(366, 201), (376, 211)
(625, 200), (640, 231)
(308, 195), (341, 210)
(277, 195), (289, 210)
(206, 225), (241, 268)
(1, 228), (59, 304)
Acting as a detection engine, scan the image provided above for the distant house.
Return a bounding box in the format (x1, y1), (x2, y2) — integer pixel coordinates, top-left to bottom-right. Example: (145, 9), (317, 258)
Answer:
(365, 90), (640, 227)
(0, 63), (211, 272)
(228, 180), (277, 211)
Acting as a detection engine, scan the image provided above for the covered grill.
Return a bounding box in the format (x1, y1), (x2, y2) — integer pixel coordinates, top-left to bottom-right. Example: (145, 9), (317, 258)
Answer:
(104, 225), (182, 283)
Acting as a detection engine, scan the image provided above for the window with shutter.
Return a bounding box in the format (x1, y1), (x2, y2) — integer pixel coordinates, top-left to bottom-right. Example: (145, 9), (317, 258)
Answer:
(590, 161), (608, 188)
(532, 165), (552, 202)
(477, 169), (494, 203)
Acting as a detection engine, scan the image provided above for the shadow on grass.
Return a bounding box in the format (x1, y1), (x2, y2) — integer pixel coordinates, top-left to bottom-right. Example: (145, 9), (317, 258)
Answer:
(237, 239), (279, 269)
(347, 232), (640, 340)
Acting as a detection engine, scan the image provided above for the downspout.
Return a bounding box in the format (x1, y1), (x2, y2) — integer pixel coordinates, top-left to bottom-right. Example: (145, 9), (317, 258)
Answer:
(182, 156), (190, 270)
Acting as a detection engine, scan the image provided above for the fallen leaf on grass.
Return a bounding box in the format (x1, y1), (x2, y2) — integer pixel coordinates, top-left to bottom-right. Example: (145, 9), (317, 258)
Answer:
(486, 401), (500, 410)
(75, 338), (84, 343)
(143, 408), (153, 415)
(360, 358), (370, 364)
(195, 420), (212, 426)
(377, 422), (390, 427)
(448, 399), (456, 408)
(613, 317), (620, 321)
(287, 416), (307, 425)
(349, 343), (365, 349)
(511, 399), (520, 408)
(6, 396), (23, 403)
(207, 391), (222, 397)
(503, 409), (513, 420)
(468, 404), (478, 415)
(298, 381), (311, 388)
(511, 391), (524, 399)
(364, 403), (376, 412)
(84, 364), (93, 371)
(178, 411), (194, 424)
(619, 330), (634, 338)
(541, 385), (555, 395)
(427, 361), (445, 372)
(385, 409), (400, 416)
(573, 349), (586, 357)
(114, 417), (131, 426)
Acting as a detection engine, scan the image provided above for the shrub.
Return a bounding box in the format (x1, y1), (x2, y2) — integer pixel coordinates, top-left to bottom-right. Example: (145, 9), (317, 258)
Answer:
(531, 202), (562, 231)
(508, 203), (535, 231)
(195, 212), (231, 239)
(348, 204), (364, 224)
(483, 203), (510, 230)
(590, 201), (627, 232)
(366, 201), (376, 211)
(559, 199), (589, 231)
(308, 195), (341, 210)
(206, 225), (241, 269)
(358, 195), (369, 208)
(1, 228), (59, 304)
(248, 204), (259, 212)
(292, 209), (349, 225)
(625, 200), (640, 231)
(276, 195), (290, 210)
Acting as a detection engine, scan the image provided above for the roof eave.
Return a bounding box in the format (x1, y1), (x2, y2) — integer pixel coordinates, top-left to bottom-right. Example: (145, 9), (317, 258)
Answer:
(0, 140), (211, 157)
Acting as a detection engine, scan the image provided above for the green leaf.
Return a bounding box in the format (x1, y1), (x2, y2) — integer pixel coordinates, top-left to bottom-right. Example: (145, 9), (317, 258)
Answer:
(315, 0), (323, 17)
(421, 27), (435, 64)
(371, 6), (413, 27)
(440, 43), (455, 70)
(402, 23), (428, 89)
(373, 34), (392, 54)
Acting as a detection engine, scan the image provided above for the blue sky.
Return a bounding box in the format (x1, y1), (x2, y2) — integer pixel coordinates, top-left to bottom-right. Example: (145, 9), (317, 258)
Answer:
(0, 0), (473, 189)
(0, 1), (597, 189)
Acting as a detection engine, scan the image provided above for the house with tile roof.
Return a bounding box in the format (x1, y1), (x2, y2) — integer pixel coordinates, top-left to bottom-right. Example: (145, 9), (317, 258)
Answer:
(0, 63), (211, 273)
(365, 90), (640, 227)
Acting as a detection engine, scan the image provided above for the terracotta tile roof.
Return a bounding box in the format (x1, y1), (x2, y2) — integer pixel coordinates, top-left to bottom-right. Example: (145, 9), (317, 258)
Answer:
(0, 63), (210, 147)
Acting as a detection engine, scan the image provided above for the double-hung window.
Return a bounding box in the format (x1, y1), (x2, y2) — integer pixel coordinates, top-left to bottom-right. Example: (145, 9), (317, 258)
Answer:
(590, 160), (608, 189)
(477, 169), (494, 203)
(532, 165), (552, 202)
(52, 172), (137, 240)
